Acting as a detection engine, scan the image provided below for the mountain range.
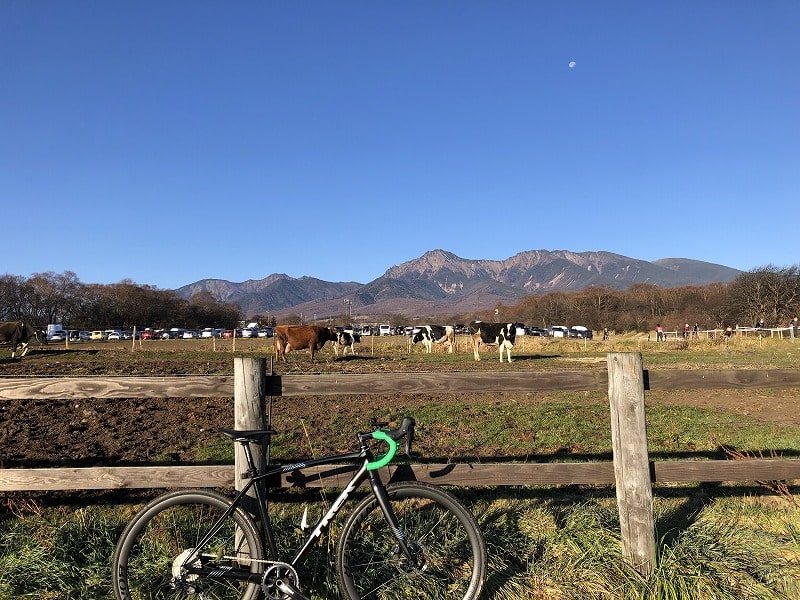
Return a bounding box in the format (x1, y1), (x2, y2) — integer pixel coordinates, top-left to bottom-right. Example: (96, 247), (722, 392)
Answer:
(175, 249), (742, 320)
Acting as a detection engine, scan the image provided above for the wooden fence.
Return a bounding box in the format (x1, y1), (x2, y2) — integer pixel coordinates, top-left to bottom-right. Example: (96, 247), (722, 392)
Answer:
(2, 354), (799, 574)
(2, 359), (799, 493)
(661, 325), (797, 340)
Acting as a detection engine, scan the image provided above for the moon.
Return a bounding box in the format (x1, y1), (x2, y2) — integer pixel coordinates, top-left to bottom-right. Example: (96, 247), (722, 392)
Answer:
(568, 61), (576, 68)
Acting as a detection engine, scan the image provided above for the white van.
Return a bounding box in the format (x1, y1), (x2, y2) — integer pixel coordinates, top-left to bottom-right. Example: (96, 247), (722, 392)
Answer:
(379, 324), (392, 336)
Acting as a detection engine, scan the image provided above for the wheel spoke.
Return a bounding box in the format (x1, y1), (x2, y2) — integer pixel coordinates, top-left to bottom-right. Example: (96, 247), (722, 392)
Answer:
(112, 490), (263, 600)
(336, 482), (486, 600)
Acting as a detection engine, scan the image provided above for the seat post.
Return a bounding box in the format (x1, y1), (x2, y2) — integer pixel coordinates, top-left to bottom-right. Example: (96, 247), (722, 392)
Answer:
(239, 440), (259, 477)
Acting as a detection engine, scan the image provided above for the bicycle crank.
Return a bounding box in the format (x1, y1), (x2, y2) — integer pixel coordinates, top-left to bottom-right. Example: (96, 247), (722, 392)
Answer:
(261, 563), (308, 600)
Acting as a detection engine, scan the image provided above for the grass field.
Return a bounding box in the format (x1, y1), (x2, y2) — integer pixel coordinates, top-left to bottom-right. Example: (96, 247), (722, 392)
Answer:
(1, 333), (799, 598)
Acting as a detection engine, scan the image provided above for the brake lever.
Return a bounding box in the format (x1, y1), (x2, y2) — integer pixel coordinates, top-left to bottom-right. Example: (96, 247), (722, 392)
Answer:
(401, 417), (415, 457)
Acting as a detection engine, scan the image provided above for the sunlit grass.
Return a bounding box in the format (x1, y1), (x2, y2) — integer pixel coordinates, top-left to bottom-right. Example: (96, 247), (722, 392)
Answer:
(2, 489), (797, 599)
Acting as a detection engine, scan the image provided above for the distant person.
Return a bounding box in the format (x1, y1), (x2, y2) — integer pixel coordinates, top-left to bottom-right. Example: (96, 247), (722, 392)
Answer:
(724, 326), (733, 338)
(683, 323), (690, 339)
(791, 317), (798, 342)
(692, 323), (699, 338)
(603, 327), (609, 341)
(656, 324), (664, 342)
(755, 318), (766, 338)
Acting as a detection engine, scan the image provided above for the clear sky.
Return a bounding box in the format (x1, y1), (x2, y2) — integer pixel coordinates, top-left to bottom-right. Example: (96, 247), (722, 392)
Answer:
(2, 1), (798, 289)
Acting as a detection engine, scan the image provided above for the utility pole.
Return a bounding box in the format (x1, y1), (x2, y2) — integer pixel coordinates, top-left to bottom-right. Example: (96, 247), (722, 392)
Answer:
(343, 299), (352, 325)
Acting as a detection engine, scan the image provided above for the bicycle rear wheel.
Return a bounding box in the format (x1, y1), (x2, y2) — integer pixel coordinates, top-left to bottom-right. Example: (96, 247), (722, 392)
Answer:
(112, 489), (264, 600)
(335, 481), (486, 599)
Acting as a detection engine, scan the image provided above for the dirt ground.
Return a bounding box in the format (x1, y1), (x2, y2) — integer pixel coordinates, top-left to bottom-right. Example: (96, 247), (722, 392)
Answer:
(2, 345), (799, 472)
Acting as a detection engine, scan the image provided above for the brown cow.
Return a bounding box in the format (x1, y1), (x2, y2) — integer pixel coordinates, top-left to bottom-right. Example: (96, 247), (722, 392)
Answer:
(274, 325), (338, 362)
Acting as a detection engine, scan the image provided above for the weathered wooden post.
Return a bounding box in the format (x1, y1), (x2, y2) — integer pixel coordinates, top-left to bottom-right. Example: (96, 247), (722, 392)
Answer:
(607, 352), (656, 576)
(233, 357), (267, 496)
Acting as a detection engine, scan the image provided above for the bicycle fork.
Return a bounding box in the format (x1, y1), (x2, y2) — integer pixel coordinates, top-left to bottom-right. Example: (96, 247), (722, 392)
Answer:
(367, 470), (422, 570)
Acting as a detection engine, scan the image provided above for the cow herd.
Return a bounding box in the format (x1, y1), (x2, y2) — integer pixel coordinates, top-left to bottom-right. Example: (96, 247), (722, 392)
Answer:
(1, 320), (518, 363)
(272, 321), (518, 363)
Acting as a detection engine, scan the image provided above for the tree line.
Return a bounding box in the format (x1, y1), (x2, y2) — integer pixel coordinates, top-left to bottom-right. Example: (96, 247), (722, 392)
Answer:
(0, 271), (240, 330)
(2, 265), (798, 334)
(458, 265), (800, 334)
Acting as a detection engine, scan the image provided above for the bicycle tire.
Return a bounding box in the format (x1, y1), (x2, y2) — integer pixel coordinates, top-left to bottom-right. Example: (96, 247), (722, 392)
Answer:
(335, 481), (486, 599)
(112, 489), (265, 600)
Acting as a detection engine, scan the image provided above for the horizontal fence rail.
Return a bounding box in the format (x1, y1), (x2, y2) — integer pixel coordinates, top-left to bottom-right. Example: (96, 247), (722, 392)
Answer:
(4, 459), (800, 493)
(2, 368), (800, 493)
(4, 368), (800, 400)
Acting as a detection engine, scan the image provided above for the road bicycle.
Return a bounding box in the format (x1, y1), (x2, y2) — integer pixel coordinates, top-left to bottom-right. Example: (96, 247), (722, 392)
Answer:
(112, 416), (487, 599)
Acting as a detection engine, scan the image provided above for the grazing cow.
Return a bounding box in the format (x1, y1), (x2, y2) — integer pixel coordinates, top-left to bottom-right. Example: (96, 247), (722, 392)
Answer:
(333, 330), (361, 357)
(469, 321), (516, 362)
(0, 321), (47, 358)
(274, 325), (338, 362)
(411, 325), (455, 354)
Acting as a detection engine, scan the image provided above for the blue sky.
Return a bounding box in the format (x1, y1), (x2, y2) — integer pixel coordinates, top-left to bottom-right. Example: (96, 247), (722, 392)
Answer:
(2, 1), (798, 289)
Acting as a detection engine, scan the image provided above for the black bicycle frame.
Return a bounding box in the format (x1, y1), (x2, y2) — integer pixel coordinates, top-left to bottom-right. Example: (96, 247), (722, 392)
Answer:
(183, 439), (414, 584)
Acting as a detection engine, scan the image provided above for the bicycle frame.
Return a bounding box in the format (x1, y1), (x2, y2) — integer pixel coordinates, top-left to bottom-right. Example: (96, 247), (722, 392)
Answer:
(183, 436), (413, 588)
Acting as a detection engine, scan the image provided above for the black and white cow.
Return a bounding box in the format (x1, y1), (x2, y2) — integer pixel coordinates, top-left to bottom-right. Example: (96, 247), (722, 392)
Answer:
(333, 330), (361, 357)
(411, 325), (455, 354)
(0, 321), (47, 358)
(469, 321), (516, 362)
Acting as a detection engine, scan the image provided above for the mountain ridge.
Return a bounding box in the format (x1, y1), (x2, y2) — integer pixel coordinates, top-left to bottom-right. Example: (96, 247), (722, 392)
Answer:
(176, 249), (742, 319)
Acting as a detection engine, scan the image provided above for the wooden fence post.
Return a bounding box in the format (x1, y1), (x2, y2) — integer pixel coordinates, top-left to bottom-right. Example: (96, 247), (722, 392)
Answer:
(607, 352), (656, 576)
(233, 357), (266, 496)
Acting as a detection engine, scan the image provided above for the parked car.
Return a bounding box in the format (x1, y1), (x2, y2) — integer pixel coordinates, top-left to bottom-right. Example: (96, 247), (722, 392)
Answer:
(547, 325), (570, 338)
(221, 329), (235, 338)
(240, 327), (258, 338)
(140, 329), (154, 340)
(200, 328), (216, 338)
(379, 324), (392, 336)
(526, 327), (547, 336)
(258, 327), (274, 337)
(90, 330), (105, 340)
(182, 330), (199, 339)
(569, 326), (593, 339)
(107, 331), (122, 341)
(46, 329), (68, 341)
(160, 328), (185, 339)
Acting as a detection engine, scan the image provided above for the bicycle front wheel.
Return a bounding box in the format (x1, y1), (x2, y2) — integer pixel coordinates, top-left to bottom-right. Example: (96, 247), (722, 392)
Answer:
(112, 489), (264, 600)
(335, 481), (486, 599)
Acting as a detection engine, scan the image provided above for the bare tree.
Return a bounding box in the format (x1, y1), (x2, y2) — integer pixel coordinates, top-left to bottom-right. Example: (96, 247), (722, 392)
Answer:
(0, 274), (27, 320)
(726, 265), (800, 326)
(22, 271), (81, 325)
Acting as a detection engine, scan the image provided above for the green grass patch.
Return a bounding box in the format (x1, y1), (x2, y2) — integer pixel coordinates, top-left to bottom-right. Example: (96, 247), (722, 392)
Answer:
(277, 396), (800, 463)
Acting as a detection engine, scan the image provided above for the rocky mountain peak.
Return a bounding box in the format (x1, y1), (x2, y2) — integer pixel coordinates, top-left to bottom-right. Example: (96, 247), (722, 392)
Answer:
(176, 249), (742, 319)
